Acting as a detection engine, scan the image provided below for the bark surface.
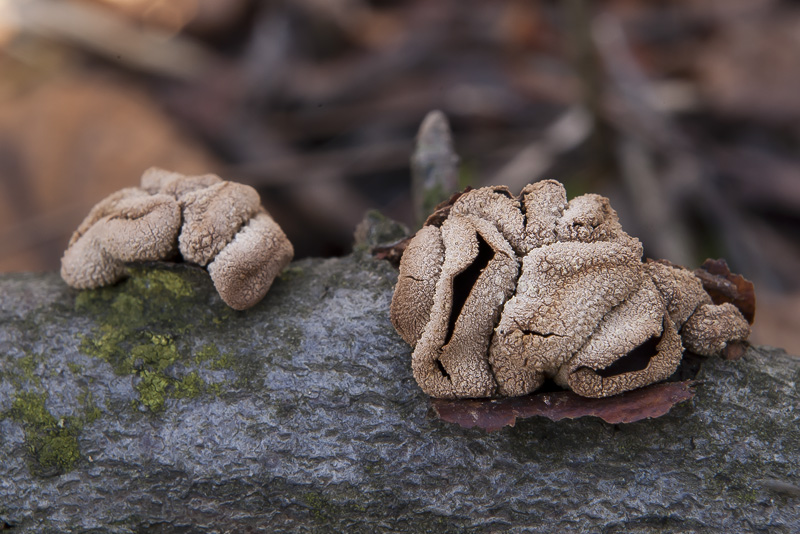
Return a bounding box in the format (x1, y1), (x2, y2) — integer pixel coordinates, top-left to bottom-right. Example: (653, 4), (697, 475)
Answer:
(0, 253), (798, 533)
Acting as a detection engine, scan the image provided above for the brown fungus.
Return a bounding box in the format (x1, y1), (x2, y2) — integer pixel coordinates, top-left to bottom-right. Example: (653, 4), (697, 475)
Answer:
(61, 188), (181, 289)
(61, 168), (293, 310)
(391, 180), (752, 399)
(208, 211), (294, 310)
(177, 181), (262, 266)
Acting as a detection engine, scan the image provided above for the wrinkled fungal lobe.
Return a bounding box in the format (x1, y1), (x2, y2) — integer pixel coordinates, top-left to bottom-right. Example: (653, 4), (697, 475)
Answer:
(392, 180), (751, 399)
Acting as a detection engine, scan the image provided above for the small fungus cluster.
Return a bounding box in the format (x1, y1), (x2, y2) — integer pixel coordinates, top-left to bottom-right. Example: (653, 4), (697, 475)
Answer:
(391, 180), (751, 399)
(61, 168), (293, 310)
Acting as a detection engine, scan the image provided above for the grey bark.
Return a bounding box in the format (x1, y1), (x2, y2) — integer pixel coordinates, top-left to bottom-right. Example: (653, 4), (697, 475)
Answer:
(0, 251), (798, 533)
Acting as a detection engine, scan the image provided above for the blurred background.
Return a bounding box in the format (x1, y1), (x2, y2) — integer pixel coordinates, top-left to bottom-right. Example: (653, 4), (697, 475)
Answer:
(0, 0), (798, 352)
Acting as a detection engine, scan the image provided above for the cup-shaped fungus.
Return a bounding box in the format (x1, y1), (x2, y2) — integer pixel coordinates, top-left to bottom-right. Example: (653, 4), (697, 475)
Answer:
(391, 180), (751, 399)
(61, 168), (293, 310)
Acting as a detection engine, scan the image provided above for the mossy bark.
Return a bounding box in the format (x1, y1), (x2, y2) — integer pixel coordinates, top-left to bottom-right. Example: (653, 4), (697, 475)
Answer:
(0, 252), (798, 533)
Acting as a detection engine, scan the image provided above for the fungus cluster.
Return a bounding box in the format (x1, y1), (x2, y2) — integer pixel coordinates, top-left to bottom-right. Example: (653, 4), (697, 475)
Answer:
(61, 168), (293, 310)
(391, 180), (751, 399)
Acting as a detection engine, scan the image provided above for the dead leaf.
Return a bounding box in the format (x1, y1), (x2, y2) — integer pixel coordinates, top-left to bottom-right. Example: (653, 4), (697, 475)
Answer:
(431, 380), (697, 432)
(721, 341), (748, 361)
(694, 258), (756, 324)
(423, 187), (473, 227)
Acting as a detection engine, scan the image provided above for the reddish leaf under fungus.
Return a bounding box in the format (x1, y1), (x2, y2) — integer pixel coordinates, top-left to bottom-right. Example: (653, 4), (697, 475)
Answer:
(431, 380), (697, 432)
(694, 258), (756, 324)
(720, 340), (748, 361)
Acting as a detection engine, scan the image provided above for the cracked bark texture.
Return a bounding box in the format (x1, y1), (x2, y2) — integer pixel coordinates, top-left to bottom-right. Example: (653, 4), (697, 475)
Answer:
(0, 252), (798, 533)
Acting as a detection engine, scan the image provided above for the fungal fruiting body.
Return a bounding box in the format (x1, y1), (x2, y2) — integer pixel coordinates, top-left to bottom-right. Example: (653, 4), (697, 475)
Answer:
(391, 180), (751, 399)
(61, 168), (293, 310)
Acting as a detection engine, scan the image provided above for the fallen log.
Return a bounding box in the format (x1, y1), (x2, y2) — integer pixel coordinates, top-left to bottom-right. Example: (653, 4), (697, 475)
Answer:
(0, 249), (798, 533)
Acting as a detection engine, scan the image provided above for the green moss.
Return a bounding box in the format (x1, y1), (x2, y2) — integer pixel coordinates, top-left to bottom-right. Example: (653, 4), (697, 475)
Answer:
(97, 327), (219, 412)
(11, 392), (54, 428)
(130, 334), (180, 411)
(35, 431), (80, 472)
(174, 372), (203, 399)
(66, 362), (83, 374)
(132, 334), (179, 372)
(74, 266), (239, 412)
(110, 293), (143, 324)
(15, 353), (38, 380)
(194, 343), (236, 372)
(209, 352), (234, 370)
(303, 491), (330, 521)
(129, 269), (193, 299)
(195, 343), (220, 363)
(136, 370), (171, 412)
(206, 381), (224, 396)
(3, 355), (106, 476)
(80, 390), (102, 424)
(75, 267), (197, 333)
(80, 325), (130, 374)
(303, 488), (370, 524)
(734, 487), (759, 505)
(278, 265), (305, 282)
(3, 352), (44, 390)
(8, 392), (81, 474)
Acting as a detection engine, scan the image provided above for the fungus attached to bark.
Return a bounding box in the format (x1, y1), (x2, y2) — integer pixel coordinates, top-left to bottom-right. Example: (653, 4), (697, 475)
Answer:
(391, 180), (752, 399)
(61, 168), (294, 310)
(61, 189), (181, 289)
(208, 211), (294, 310)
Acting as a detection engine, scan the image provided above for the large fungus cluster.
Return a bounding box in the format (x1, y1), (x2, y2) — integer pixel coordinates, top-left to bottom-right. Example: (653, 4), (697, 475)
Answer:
(391, 180), (751, 399)
(61, 168), (293, 310)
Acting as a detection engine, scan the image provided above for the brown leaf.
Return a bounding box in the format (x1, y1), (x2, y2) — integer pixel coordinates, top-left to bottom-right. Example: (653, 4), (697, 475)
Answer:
(431, 381), (697, 432)
(694, 258), (756, 324)
(423, 187), (473, 228)
(721, 341), (748, 361)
